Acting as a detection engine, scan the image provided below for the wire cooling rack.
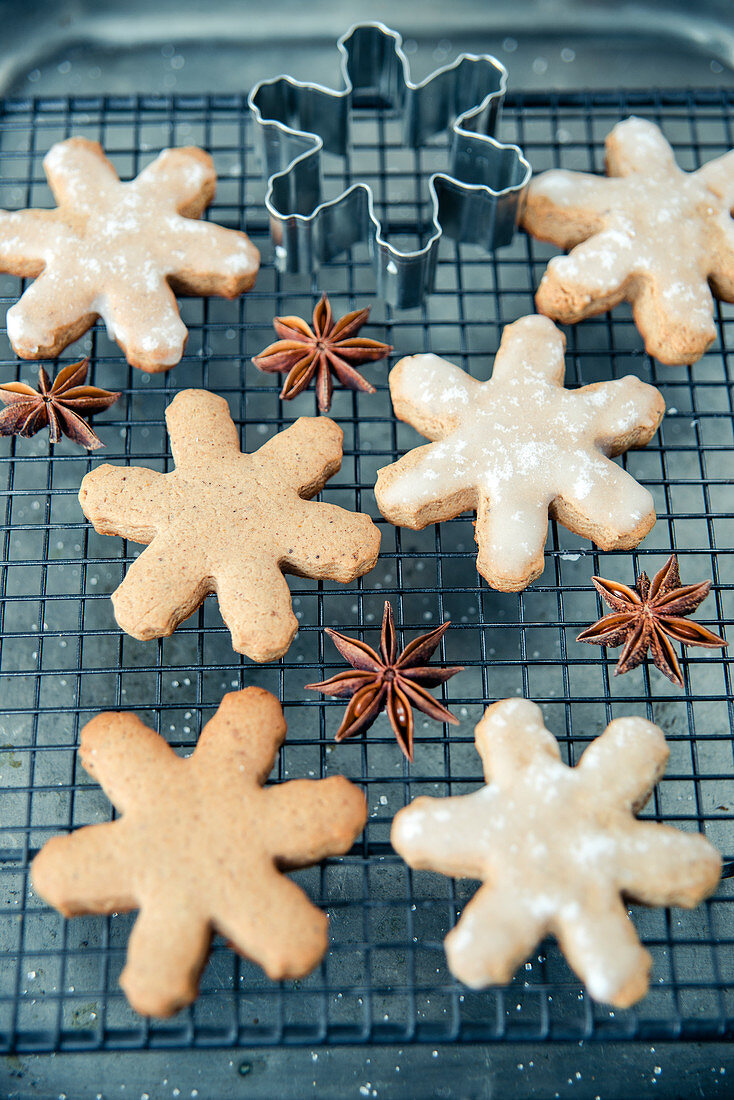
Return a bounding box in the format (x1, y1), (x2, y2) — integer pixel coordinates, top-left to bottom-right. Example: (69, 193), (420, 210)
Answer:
(0, 89), (733, 1053)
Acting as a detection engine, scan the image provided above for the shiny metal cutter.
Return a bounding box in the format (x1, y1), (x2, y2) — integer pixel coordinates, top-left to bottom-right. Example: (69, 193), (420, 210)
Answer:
(248, 22), (531, 309)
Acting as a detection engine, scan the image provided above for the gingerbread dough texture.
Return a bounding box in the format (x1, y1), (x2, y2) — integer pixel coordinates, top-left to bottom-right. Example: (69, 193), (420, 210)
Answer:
(78, 389), (381, 661)
(0, 137), (260, 371)
(391, 698), (721, 1007)
(374, 315), (664, 591)
(32, 687), (368, 1017)
(522, 116), (734, 365)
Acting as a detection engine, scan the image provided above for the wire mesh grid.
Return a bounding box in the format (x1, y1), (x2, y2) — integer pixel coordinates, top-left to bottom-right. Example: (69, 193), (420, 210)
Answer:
(0, 88), (733, 1052)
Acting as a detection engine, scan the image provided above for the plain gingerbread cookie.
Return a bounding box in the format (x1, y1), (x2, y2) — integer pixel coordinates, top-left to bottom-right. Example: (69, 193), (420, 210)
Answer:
(0, 137), (260, 371)
(374, 315), (664, 591)
(32, 687), (368, 1017)
(392, 698), (721, 1007)
(79, 389), (380, 660)
(522, 116), (734, 365)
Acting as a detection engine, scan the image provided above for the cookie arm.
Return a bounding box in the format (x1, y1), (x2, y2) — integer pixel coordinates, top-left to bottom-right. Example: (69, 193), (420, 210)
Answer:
(474, 698), (561, 786)
(194, 687), (286, 785)
(98, 279), (189, 373)
(110, 531), (210, 643)
(159, 218), (260, 298)
(534, 233), (639, 324)
(79, 459), (167, 541)
(79, 464), (165, 542)
(632, 267), (716, 365)
(211, 556), (298, 662)
(489, 314), (567, 387)
(264, 777), (367, 867)
(391, 792), (492, 879)
(6, 268), (98, 360)
(31, 821), (137, 916)
(444, 881), (547, 988)
(0, 209), (59, 274)
(553, 890), (651, 1008)
(605, 117), (677, 178)
(121, 899), (212, 1017)
(375, 441), (475, 529)
(581, 377), (665, 454)
(213, 869), (329, 982)
(474, 491), (550, 591)
(254, 416), (343, 496)
(552, 454), (657, 552)
(576, 717), (668, 812)
(615, 822), (721, 907)
(521, 170), (610, 247)
(280, 499), (380, 583)
(43, 137), (119, 207)
(388, 354), (481, 439)
(165, 389), (242, 466)
(133, 147), (216, 219)
(80, 712), (180, 812)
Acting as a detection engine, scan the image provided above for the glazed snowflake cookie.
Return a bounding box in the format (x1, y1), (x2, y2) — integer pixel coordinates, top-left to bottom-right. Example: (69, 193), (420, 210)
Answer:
(374, 315), (664, 591)
(391, 698), (721, 1007)
(0, 137), (260, 371)
(522, 116), (734, 365)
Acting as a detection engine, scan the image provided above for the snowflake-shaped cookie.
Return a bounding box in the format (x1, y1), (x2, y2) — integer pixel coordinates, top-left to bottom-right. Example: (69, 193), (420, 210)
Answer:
(0, 137), (260, 371)
(374, 315), (664, 591)
(522, 116), (734, 365)
(32, 687), (367, 1017)
(392, 698), (721, 1007)
(78, 389), (380, 661)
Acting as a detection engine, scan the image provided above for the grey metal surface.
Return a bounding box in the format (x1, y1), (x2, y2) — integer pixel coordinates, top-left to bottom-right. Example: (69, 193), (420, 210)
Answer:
(249, 22), (530, 308)
(0, 0), (732, 99)
(1, 1), (734, 1097)
(4, 1041), (734, 1098)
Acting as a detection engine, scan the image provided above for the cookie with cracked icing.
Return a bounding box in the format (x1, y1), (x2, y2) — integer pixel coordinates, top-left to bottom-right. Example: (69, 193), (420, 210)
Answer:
(391, 698), (721, 1007)
(32, 687), (368, 1017)
(521, 116), (734, 365)
(374, 315), (664, 591)
(0, 137), (260, 371)
(78, 389), (380, 661)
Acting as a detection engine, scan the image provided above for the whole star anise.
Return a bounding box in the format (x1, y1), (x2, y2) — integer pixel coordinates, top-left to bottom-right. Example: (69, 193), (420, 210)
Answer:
(0, 359), (120, 450)
(252, 292), (392, 412)
(577, 554), (726, 688)
(306, 601), (463, 760)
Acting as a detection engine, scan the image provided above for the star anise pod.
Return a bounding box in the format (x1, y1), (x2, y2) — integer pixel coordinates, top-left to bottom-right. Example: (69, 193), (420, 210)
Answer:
(577, 554), (726, 688)
(252, 292), (392, 412)
(306, 601), (464, 761)
(0, 359), (120, 450)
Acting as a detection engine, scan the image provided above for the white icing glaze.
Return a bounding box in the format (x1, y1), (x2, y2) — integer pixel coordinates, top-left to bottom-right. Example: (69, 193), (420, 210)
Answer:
(391, 699), (721, 1005)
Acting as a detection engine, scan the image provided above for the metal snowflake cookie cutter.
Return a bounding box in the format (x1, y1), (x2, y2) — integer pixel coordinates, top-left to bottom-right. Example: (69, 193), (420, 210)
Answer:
(248, 22), (531, 309)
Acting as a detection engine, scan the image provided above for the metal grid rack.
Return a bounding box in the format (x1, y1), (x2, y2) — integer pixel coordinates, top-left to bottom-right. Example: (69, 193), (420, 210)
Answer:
(0, 88), (733, 1053)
